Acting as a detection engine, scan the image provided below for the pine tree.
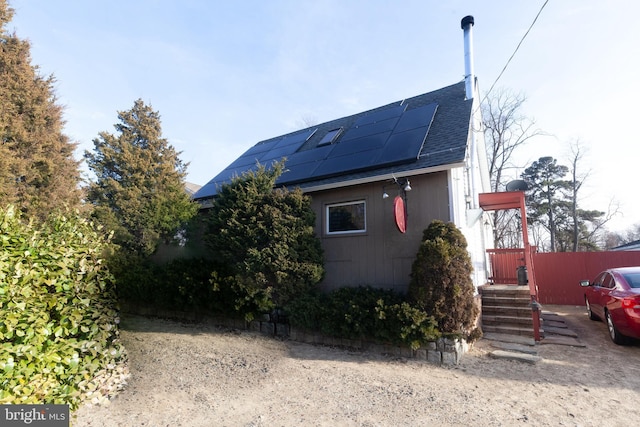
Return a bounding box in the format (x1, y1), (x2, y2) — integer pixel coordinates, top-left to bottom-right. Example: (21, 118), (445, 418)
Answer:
(408, 220), (478, 335)
(206, 161), (324, 317)
(521, 156), (572, 252)
(84, 99), (198, 256)
(0, 1), (81, 219)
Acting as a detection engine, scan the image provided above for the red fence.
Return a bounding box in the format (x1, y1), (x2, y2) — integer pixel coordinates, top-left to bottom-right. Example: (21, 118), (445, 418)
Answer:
(487, 250), (640, 305)
(487, 249), (525, 284)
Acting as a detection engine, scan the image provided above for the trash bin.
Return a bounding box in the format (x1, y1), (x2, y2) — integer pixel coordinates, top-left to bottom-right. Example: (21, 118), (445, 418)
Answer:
(517, 265), (528, 286)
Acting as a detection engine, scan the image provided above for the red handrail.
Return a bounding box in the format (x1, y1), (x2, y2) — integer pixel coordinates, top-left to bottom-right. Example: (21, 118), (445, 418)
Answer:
(479, 191), (540, 341)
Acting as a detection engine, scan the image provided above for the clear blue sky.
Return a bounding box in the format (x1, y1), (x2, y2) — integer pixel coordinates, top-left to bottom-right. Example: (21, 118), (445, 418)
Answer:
(8, 0), (640, 233)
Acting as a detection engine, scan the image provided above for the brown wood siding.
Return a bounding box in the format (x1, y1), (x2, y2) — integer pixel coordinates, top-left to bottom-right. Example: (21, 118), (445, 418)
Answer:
(309, 171), (451, 294)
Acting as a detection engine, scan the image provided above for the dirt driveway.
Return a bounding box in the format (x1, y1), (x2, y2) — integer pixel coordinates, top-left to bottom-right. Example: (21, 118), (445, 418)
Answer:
(73, 305), (640, 427)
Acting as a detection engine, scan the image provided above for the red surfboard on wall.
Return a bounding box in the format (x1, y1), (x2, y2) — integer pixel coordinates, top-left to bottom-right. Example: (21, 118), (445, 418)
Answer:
(394, 195), (406, 233)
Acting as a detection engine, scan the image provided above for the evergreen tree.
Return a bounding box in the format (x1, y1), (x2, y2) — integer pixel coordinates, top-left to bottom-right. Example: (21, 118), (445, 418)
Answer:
(84, 99), (198, 256)
(521, 156), (572, 252)
(0, 1), (81, 218)
(408, 220), (478, 335)
(206, 161), (324, 318)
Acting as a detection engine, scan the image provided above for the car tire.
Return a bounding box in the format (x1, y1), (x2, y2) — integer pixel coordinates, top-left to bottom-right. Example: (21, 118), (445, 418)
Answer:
(605, 310), (627, 345)
(585, 297), (598, 320)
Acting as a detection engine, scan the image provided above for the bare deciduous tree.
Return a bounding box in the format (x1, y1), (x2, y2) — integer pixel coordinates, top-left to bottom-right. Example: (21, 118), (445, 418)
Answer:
(482, 88), (543, 193)
(566, 140), (619, 251)
(605, 224), (640, 249)
(297, 114), (318, 129)
(482, 88), (544, 247)
(568, 140), (588, 251)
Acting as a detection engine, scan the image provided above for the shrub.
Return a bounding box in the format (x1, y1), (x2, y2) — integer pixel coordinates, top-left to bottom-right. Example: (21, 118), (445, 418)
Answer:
(320, 287), (403, 340)
(163, 258), (231, 313)
(112, 255), (237, 318)
(107, 251), (160, 305)
(374, 301), (440, 350)
(283, 290), (329, 331)
(206, 162), (324, 320)
(285, 286), (439, 349)
(408, 220), (479, 337)
(0, 206), (127, 409)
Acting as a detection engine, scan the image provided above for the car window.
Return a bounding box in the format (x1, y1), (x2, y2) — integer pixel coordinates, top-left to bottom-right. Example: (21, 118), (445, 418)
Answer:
(593, 273), (605, 287)
(603, 273), (615, 289)
(621, 272), (640, 289)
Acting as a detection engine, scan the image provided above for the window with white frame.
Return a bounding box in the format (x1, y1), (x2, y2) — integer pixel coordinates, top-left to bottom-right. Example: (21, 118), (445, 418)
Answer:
(326, 200), (366, 235)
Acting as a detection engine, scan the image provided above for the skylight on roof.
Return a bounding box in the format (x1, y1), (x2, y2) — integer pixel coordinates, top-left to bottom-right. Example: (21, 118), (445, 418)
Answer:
(317, 128), (342, 147)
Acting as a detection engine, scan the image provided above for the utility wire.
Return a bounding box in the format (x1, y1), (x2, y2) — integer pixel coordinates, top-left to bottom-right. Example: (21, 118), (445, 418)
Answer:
(479, 0), (550, 107)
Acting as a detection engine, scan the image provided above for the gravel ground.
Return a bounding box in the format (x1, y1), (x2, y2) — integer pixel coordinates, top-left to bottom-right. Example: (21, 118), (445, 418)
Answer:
(73, 305), (640, 426)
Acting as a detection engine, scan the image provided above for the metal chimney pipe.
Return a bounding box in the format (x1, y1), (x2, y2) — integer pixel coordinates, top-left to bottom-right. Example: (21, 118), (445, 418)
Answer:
(461, 15), (475, 100)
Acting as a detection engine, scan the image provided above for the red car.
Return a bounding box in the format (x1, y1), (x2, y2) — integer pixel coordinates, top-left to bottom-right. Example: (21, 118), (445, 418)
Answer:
(580, 266), (640, 344)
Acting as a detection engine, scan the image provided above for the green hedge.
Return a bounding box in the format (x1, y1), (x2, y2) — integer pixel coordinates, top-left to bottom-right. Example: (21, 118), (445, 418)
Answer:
(285, 286), (440, 350)
(0, 206), (127, 409)
(112, 255), (238, 318)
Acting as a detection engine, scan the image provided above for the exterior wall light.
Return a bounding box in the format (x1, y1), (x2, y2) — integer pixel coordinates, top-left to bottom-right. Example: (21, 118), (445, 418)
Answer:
(382, 177), (411, 199)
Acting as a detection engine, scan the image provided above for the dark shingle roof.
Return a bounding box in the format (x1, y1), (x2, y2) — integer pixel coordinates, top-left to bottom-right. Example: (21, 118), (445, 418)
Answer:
(611, 240), (640, 251)
(194, 81), (471, 199)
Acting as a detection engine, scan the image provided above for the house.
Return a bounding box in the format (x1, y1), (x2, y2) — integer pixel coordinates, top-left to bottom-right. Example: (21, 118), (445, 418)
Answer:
(611, 240), (640, 251)
(193, 16), (493, 294)
(184, 182), (202, 197)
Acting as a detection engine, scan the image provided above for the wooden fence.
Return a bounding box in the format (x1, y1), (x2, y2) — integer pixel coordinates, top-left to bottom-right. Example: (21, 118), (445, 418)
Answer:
(487, 250), (640, 305)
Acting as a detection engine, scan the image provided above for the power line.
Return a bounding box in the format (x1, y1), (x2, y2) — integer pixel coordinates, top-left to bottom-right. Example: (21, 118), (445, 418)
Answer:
(480, 0), (550, 106)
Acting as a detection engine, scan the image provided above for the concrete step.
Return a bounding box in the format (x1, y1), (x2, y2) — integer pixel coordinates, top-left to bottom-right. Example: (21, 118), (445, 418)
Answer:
(479, 285), (530, 297)
(543, 325), (578, 338)
(487, 340), (539, 355)
(482, 314), (535, 327)
(540, 335), (586, 347)
(482, 305), (532, 318)
(489, 350), (542, 364)
(480, 289), (531, 299)
(480, 295), (531, 307)
(482, 324), (541, 338)
(483, 332), (536, 346)
(542, 319), (567, 328)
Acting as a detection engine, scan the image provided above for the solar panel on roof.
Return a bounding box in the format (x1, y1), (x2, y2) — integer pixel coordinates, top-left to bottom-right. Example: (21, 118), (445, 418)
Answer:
(241, 138), (279, 157)
(221, 129), (315, 174)
(195, 163), (262, 199)
(226, 154), (260, 169)
(312, 149), (382, 177)
(327, 132), (390, 158)
(376, 127), (428, 164)
(340, 117), (399, 142)
(195, 181), (217, 198)
(214, 165), (258, 183)
(258, 142), (304, 162)
(274, 128), (316, 148)
(284, 145), (334, 166)
(353, 104), (405, 127)
(277, 161), (322, 183)
(393, 103), (438, 133)
(194, 101), (440, 198)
